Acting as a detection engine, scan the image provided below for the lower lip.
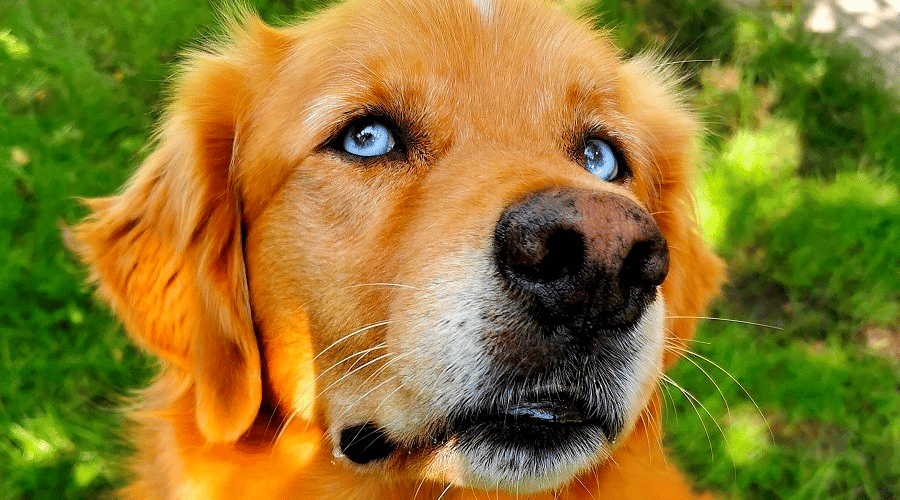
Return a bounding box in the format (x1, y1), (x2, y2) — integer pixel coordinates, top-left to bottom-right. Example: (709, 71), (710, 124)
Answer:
(453, 412), (607, 451)
(504, 401), (586, 423)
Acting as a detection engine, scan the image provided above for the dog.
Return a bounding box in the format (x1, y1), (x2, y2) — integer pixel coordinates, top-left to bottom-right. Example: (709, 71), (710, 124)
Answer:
(71, 0), (724, 498)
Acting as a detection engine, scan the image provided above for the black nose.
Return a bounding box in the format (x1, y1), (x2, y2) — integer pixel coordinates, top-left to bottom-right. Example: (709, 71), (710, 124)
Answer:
(494, 187), (669, 332)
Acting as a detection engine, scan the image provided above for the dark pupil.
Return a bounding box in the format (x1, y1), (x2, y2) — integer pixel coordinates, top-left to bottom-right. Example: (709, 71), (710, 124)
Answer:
(354, 126), (376, 147)
(586, 142), (601, 162)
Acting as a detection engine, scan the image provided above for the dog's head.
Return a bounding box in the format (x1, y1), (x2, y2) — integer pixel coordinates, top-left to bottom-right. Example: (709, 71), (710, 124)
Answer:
(73, 0), (722, 493)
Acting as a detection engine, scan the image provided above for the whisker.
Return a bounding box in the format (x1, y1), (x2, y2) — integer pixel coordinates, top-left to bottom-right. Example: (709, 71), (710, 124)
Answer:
(413, 476), (431, 500)
(605, 452), (624, 473)
(436, 482), (454, 500)
(282, 346), (398, 442)
(276, 405), (305, 446)
(313, 342), (388, 385)
(665, 243), (686, 256)
(658, 380), (680, 426)
(637, 408), (663, 467)
(350, 348), (417, 394)
(666, 315), (781, 330)
(647, 406), (669, 468)
(286, 342), (390, 421)
(412, 475), (429, 500)
(346, 282), (420, 290)
(573, 474), (597, 500)
(315, 351), (396, 403)
(665, 342), (732, 418)
(661, 374), (729, 465)
(415, 461), (448, 500)
(277, 341), (389, 440)
(671, 345), (774, 441)
(329, 350), (419, 424)
(677, 337), (711, 345)
(370, 382), (406, 416)
(329, 376), (399, 426)
(311, 320), (394, 364)
(592, 464), (603, 496)
(649, 58), (719, 69)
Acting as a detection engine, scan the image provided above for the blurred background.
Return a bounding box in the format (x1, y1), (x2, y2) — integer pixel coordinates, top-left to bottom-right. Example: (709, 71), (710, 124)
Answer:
(1, 0), (897, 498)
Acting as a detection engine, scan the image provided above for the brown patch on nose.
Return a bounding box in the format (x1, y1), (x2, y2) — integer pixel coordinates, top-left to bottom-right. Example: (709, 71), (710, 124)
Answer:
(494, 187), (669, 334)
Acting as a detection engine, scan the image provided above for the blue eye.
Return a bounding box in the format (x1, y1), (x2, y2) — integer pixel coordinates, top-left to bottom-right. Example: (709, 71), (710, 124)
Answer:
(584, 138), (618, 181)
(342, 121), (396, 157)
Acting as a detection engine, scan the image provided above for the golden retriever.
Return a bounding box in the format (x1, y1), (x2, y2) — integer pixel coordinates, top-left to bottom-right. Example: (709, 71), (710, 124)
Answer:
(72, 0), (723, 498)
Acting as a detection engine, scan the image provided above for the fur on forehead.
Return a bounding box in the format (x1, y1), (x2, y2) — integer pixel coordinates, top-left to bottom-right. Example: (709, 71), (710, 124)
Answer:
(226, 0), (633, 209)
(180, 0), (697, 233)
(471, 0), (495, 20)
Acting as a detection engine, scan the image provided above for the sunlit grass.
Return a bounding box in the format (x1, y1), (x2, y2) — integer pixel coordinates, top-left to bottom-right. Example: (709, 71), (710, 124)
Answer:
(666, 317), (900, 498)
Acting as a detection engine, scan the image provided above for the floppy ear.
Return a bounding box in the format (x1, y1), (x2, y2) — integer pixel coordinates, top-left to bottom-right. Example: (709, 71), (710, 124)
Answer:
(620, 55), (725, 366)
(70, 17), (284, 442)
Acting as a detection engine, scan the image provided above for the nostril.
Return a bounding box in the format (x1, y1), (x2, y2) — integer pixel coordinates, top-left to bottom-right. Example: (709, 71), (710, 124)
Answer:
(620, 237), (669, 287)
(510, 228), (585, 284)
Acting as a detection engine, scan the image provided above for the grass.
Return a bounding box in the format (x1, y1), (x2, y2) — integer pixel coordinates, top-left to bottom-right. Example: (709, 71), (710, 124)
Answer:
(2, 0), (898, 498)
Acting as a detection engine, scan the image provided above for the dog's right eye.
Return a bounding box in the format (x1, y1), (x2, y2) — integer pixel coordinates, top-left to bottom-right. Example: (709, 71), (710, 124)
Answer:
(340, 120), (397, 158)
(583, 138), (620, 182)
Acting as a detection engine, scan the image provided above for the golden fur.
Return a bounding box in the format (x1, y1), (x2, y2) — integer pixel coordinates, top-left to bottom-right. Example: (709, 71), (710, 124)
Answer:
(72, 0), (723, 498)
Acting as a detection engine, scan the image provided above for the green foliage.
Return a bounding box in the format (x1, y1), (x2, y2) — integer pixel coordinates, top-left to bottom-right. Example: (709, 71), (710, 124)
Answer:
(667, 321), (900, 499)
(0, 0), (175, 495)
(588, 0), (736, 73)
(1, 0), (898, 498)
(732, 15), (900, 182)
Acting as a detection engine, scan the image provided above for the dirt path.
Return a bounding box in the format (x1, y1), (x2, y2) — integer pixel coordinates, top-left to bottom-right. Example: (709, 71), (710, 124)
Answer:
(805, 0), (900, 85)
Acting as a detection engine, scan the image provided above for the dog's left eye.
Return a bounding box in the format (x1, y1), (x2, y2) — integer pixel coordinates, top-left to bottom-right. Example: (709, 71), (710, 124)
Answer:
(341, 120), (397, 158)
(583, 138), (619, 181)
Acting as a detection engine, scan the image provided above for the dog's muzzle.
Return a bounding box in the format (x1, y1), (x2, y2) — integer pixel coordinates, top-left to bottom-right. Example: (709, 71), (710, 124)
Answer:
(336, 187), (670, 485)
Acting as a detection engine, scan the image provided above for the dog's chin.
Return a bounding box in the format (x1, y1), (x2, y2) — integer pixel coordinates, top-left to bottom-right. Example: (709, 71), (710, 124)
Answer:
(443, 399), (614, 492)
(336, 396), (620, 492)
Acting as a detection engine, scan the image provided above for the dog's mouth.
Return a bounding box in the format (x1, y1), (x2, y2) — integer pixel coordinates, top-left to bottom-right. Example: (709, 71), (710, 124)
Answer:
(338, 390), (622, 475)
(450, 390), (621, 448)
(333, 300), (665, 492)
(448, 391), (622, 473)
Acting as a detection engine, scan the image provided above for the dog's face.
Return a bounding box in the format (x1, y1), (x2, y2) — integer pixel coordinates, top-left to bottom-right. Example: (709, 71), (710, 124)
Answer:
(247, 0), (704, 490)
(74, 0), (722, 494)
